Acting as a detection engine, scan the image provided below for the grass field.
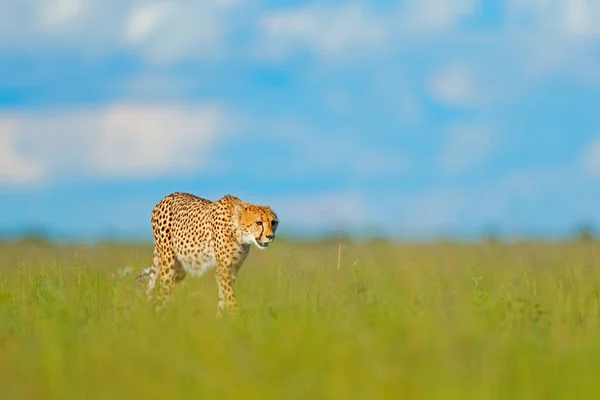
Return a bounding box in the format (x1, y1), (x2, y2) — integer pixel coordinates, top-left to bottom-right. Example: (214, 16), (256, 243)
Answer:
(1, 237), (600, 399)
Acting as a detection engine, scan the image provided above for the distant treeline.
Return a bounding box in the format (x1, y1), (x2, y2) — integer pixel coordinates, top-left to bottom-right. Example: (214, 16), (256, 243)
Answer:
(0, 225), (598, 246)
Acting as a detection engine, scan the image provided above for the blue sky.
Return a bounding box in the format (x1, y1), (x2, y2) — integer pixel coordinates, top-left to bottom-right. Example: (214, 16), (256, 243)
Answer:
(1, 0), (600, 241)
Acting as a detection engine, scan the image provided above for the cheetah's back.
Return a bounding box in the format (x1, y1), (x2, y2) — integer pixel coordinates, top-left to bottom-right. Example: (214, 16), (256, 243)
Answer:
(151, 192), (217, 276)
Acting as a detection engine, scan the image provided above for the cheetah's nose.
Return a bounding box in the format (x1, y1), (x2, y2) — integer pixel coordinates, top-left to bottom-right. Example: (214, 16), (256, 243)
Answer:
(265, 234), (274, 240)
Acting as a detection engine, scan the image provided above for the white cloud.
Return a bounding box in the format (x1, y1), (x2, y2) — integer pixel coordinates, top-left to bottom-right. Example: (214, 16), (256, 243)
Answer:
(39, 0), (82, 28)
(564, 0), (600, 37)
(353, 153), (411, 178)
(124, 72), (191, 100)
(323, 91), (351, 114)
(259, 3), (388, 61)
(0, 103), (227, 186)
(258, 1), (480, 61)
(507, 0), (600, 38)
(1, 0), (483, 64)
(582, 137), (600, 177)
(125, 1), (172, 43)
(258, 117), (410, 180)
(392, 165), (578, 239)
(398, 0), (479, 35)
(91, 104), (223, 177)
(260, 163), (582, 239)
(503, 0), (600, 83)
(0, 0), (236, 63)
(428, 63), (480, 108)
(123, 1), (230, 63)
(271, 192), (371, 233)
(440, 125), (494, 173)
(398, 188), (467, 235)
(0, 120), (43, 186)
(0, 0), (595, 91)
(417, 1), (600, 107)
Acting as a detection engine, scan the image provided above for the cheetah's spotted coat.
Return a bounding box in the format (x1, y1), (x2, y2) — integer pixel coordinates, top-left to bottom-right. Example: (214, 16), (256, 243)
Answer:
(137, 192), (278, 315)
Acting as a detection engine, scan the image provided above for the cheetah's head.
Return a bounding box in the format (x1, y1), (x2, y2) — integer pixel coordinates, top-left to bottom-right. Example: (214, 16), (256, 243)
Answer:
(237, 203), (279, 250)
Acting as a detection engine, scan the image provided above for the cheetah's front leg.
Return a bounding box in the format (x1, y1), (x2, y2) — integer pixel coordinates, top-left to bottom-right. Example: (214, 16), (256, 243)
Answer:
(215, 263), (237, 317)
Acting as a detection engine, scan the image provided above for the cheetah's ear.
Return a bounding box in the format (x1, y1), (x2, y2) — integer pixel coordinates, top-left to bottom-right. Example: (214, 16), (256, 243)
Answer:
(234, 203), (246, 220)
(239, 200), (251, 211)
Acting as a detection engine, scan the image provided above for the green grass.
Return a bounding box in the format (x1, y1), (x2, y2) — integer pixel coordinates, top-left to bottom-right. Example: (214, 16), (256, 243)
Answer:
(1, 238), (600, 399)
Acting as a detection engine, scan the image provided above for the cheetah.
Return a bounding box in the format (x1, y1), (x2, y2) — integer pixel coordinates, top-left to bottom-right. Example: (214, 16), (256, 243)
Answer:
(137, 192), (278, 315)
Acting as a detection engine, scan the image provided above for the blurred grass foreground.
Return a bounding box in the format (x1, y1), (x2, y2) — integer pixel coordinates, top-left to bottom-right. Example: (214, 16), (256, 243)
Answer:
(1, 237), (600, 399)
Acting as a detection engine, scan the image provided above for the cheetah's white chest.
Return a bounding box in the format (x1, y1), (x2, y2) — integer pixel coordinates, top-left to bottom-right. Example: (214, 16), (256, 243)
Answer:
(179, 252), (216, 277)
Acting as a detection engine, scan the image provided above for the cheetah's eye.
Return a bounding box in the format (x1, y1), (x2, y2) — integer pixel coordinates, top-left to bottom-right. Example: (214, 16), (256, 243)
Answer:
(271, 220), (278, 227)
(256, 221), (263, 226)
